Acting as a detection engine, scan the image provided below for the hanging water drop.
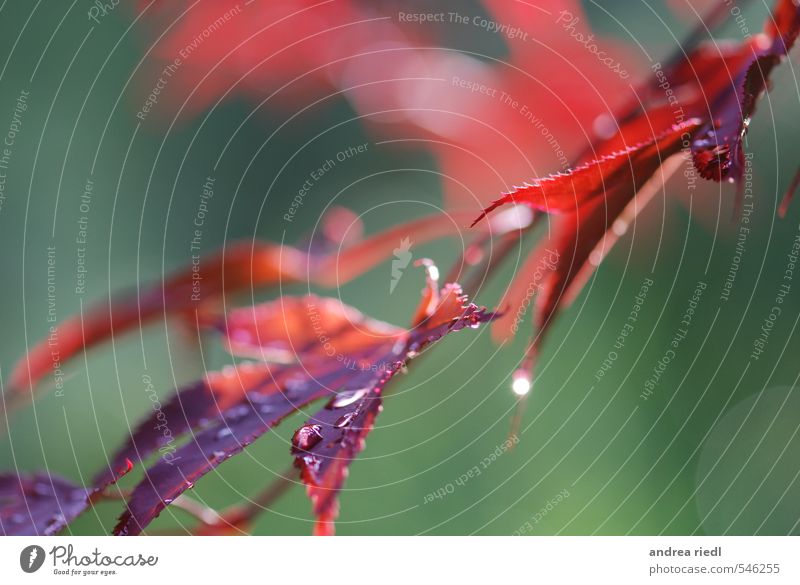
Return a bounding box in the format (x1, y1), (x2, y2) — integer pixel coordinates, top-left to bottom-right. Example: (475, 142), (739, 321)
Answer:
(511, 369), (532, 397)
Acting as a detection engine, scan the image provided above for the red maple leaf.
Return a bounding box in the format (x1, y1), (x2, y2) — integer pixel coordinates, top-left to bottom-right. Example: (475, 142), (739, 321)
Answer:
(474, 0), (800, 385)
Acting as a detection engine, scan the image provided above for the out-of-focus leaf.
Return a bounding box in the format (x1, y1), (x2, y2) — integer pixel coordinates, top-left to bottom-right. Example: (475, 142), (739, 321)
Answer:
(1, 462), (132, 536)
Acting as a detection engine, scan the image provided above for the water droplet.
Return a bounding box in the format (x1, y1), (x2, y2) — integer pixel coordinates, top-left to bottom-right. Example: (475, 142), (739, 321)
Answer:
(511, 369), (532, 397)
(163, 498), (174, 505)
(224, 404), (250, 423)
(211, 450), (226, 461)
(247, 392), (275, 414)
(327, 388), (367, 409)
(292, 424), (323, 450)
(612, 218), (628, 236)
(593, 112), (616, 139)
(284, 376), (306, 396)
(334, 412), (356, 428)
(215, 427), (234, 440)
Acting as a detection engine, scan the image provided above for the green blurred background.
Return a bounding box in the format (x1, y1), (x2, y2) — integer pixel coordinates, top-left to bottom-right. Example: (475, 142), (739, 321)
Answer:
(1, 0), (799, 535)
